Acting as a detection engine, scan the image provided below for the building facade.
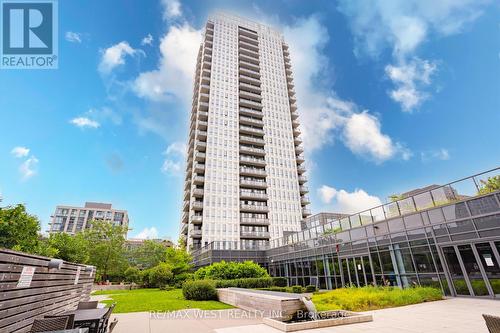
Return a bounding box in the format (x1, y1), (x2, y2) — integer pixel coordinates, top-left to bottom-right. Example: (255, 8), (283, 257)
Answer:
(49, 202), (129, 234)
(181, 13), (310, 251)
(192, 168), (500, 298)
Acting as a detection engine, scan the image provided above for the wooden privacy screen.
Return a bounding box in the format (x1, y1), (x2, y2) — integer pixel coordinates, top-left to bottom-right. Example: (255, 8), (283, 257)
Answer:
(0, 248), (94, 333)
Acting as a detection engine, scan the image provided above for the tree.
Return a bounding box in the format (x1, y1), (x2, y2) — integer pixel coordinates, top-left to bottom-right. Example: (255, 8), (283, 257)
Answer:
(478, 176), (500, 195)
(127, 240), (169, 269)
(83, 220), (128, 281)
(149, 263), (174, 288)
(47, 232), (89, 263)
(388, 194), (404, 202)
(0, 204), (41, 253)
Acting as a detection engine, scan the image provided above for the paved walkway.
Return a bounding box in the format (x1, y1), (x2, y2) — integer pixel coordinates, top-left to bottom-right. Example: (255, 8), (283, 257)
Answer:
(110, 298), (500, 333)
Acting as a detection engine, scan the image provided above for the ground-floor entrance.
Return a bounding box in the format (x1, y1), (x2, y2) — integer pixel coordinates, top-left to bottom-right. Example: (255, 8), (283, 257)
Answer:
(441, 240), (500, 298)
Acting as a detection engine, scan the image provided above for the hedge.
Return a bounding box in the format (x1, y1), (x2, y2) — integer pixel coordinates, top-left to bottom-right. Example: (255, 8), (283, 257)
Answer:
(182, 280), (218, 300)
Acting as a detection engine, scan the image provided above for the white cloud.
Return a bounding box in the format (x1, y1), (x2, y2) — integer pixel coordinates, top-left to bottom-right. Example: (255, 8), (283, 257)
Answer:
(421, 148), (450, 162)
(318, 185), (336, 204)
(385, 58), (437, 111)
(70, 117), (100, 129)
(19, 156), (39, 180)
(161, 0), (182, 20)
(141, 33), (154, 46)
(98, 41), (141, 74)
(133, 24), (201, 104)
(318, 186), (383, 214)
(134, 227), (159, 239)
(337, 0), (488, 112)
(65, 31), (82, 43)
(161, 141), (186, 175)
(283, 16), (409, 162)
(11, 146), (30, 158)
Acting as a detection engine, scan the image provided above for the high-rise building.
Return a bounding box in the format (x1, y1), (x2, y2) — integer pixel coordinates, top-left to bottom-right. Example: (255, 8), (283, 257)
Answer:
(49, 202), (129, 235)
(181, 13), (310, 251)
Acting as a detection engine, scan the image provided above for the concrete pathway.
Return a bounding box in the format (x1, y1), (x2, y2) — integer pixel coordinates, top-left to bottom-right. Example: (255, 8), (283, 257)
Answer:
(109, 298), (500, 333)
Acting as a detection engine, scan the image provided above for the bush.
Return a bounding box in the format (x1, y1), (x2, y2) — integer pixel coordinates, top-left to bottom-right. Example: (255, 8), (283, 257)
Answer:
(124, 267), (141, 284)
(291, 285), (305, 293)
(272, 277), (288, 287)
(149, 263), (174, 288)
(305, 285), (318, 293)
(214, 277), (274, 289)
(173, 272), (194, 288)
(194, 261), (269, 280)
(183, 280), (218, 300)
(312, 286), (443, 312)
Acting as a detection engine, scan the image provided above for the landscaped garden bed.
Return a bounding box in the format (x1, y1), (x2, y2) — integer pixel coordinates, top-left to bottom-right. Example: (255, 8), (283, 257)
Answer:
(312, 286), (443, 312)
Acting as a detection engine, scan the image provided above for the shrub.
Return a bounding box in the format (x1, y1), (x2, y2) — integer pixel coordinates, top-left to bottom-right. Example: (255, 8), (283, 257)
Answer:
(214, 277), (273, 289)
(173, 272), (194, 288)
(124, 267), (141, 284)
(183, 280), (218, 300)
(291, 285), (305, 293)
(305, 285), (318, 293)
(149, 263), (174, 288)
(194, 261), (269, 280)
(272, 277), (288, 287)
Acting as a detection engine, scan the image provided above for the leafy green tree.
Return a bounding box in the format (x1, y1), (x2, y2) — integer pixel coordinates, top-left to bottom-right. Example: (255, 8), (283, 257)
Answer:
(47, 232), (89, 263)
(149, 263), (174, 288)
(124, 266), (141, 284)
(83, 220), (128, 281)
(195, 260), (269, 280)
(127, 240), (170, 269)
(0, 204), (42, 253)
(388, 194), (404, 202)
(478, 176), (500, 195)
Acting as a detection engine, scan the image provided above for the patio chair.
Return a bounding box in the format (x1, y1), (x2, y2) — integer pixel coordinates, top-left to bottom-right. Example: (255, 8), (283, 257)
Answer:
(44, 313), (75, 329)
(78, 300), (99, 309)
(30, 317), (69, 332)
(99, 303), (116, 333)
(483, 314), (500, 333)
(109, 318), (119, 333)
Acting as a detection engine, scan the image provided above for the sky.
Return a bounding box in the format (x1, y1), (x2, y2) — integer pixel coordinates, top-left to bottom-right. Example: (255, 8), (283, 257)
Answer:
(0, 0), (499, 241)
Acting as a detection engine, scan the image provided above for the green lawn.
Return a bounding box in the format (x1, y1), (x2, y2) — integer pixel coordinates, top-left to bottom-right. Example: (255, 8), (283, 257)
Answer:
(92, 288), (233, 313)
(312, 286), (443, 312)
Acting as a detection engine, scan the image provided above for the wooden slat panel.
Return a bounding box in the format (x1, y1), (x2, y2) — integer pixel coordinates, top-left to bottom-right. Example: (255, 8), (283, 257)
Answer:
(0, 249), (94, 333)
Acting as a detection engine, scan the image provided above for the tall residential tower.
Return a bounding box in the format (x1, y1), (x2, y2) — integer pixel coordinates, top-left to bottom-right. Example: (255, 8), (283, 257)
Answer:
(181, 13), (310, 251)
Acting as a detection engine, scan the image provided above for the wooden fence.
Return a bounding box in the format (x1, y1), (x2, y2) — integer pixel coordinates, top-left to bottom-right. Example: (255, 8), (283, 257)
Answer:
(0, 248), (95, 333)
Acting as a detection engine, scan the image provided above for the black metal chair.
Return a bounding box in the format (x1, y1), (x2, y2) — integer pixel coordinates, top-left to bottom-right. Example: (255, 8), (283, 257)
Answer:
(483, 314), (500, 333)
(108, 318), (119, 333)
(30, 317), (69, 332)
(78, 300), (99, 309)
(99, 303), (116, 333)
(44, 313), (75, 329)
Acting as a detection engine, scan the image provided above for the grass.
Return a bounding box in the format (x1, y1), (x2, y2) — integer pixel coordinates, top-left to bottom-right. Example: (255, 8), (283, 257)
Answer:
(312, 286), (443, 312)
(92, 288), (233, 313)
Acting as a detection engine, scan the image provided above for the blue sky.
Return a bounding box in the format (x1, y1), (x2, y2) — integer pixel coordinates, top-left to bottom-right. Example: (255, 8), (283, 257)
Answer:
(1, 0), (499, 241)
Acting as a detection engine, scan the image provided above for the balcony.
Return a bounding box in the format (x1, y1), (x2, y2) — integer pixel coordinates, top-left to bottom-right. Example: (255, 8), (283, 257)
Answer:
(298, 175), (307, 184)
(239, 107), (263, 119)
(194, 163), (205, 173)
(290, 103), (298, 111)
(238, 53), (259, 65)
(190, 229), (202, 238)
(197, 120), (208, 130)
(239, 116), (263, 127)
(238, 33), (259, 46)
(297, 165), (306, 174)
(240, 217), (269, 226)
(240, 204), (269, 213)
(238, 40), (259, 53)
(181, 212), (188, 223)
(240, 191), (268, 200)
(299, 185), (309, 194)
(238, 27), (258, 40)
(193, 188), (204, 198)
(200, 83), (210, 93)
(183, 200), (189, 212)
(239, 125), (264, 136)
(291, 111), (299, 120)
(181, 223), (188, 235)
(238, 47), (259, 59)
(198, 110), (208, 119)
(293, 127), (301, 136)
(202, 61), (211, 70)
(199, 101), (209, 111)
(239, 67), (261, 79)
(239, 155), (266, 166)
(239, 74), (261, 86)
(240, 179), (267, 189)
(291, 119), (300, 128)
(191, 215), (203, 224)
(239, 98), (262, 110)
(192, 201), (203, 210)
(240, 231), (270, 239)
(302, 208), (311, 217)
(193, 175), (205, 185)
(195, 151), (206, 162)
(239, 82), (261, 94)
(295, 145), (304, 154)
(196, 130), (207, 140)
(239, 135), (265, 146)
(195, 140), (207, 151)
(200, 92), (209, 102)
(301, 196), (311, 205)
(239, 59), (260, 71)
(294, 136), (302, 145)
(240, 145), (265, 156)
(240, 167), (266, 177)
(239, 89), (262, 101)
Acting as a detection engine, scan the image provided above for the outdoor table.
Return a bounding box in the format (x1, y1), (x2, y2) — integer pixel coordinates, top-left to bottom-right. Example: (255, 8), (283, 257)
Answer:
(62, 308), (108, 332)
